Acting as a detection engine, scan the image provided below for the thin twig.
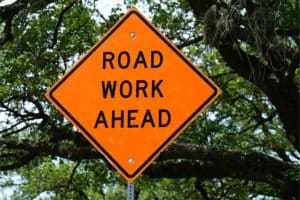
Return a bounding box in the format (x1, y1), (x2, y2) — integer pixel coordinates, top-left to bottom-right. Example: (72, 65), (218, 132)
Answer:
(50, 0), (78, 48)
(67, 161), (81, 189)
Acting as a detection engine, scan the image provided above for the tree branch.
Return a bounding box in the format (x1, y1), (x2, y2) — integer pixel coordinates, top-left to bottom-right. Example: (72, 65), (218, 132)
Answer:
(0, 15), (13, 45)
(0, 0), (56, 46)
(50, 0), (78, 48)
(187, 0), (218, 18)
(0, 139), (297, 196)
(177, 35), (204, 49)
(1, 138), (298, 197)
(188, 0), (300, 150)
(67, 161), (81, 188)
(0, 0), (28, 45)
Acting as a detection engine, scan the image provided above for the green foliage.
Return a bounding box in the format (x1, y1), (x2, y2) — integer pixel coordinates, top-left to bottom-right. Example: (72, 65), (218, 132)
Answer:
(135, 178), (203, 199)
(0, 0), (299, 199)
(274, 0), (299, 31)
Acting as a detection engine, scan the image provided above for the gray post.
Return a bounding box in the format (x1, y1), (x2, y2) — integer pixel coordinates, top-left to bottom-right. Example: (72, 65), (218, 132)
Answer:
(127, 182), (134, 200)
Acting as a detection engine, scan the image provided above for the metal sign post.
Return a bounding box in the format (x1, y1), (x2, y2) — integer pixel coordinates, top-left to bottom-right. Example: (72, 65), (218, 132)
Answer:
(127, 182), (134, 200)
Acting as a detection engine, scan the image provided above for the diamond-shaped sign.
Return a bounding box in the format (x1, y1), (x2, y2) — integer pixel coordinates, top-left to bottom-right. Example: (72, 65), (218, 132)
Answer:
(45, 7), (220, 182)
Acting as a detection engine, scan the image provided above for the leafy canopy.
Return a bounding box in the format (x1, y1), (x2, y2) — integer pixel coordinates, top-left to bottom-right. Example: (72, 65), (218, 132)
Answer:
(0, 0), (299, 199)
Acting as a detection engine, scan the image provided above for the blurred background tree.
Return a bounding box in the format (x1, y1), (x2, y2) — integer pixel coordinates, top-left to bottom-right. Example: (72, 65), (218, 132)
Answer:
(0, 0), (299, 199)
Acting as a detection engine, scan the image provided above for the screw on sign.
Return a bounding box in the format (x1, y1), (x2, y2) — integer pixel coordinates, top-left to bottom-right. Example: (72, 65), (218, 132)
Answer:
(45, 7), (221, 183)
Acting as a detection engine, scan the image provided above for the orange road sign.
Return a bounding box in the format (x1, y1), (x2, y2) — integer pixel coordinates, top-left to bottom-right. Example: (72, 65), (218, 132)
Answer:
(45, 7), (220, 182)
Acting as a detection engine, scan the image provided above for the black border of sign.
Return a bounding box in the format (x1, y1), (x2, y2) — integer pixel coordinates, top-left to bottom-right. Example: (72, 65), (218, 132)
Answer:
(49, 9), (219, 179)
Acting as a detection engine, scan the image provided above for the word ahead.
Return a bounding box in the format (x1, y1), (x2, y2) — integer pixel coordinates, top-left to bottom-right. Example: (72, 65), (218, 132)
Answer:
(94, 109), (171, 128)
(95, 50), (170, 128)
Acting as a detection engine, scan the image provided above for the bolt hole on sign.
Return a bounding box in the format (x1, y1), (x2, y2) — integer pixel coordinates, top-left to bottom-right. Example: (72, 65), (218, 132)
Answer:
(45, 7), (221, 182)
